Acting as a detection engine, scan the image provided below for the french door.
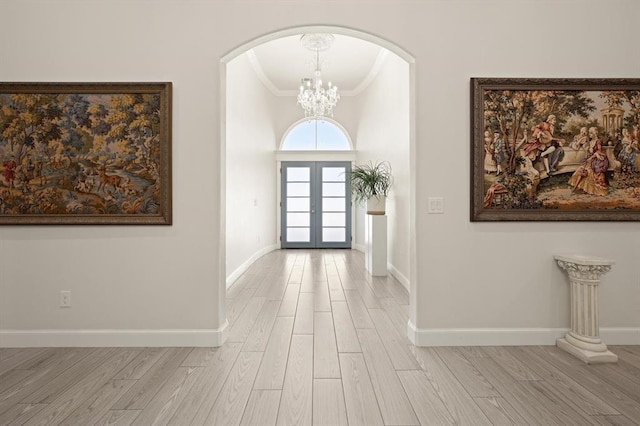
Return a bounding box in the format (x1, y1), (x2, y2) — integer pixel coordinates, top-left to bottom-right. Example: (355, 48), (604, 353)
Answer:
(281, 161), (351, 248)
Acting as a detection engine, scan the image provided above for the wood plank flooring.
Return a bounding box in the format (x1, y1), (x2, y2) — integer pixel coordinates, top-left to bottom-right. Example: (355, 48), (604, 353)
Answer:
(1, 249), (639, 425)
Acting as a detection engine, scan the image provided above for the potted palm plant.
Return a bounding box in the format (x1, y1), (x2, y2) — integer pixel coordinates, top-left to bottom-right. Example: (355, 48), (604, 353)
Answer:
(349, 161), (393, 215)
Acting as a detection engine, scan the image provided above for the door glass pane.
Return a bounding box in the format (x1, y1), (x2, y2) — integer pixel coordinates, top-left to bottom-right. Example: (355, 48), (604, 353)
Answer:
(287, 227), (310, 242)
(287, 182), (310, 196)
(322, 213), (345, 227)
(287, 197), (309, 211)
(322, 183), (345, 197)
(322, 228), (345, 242)
(323, 197), (345, 212)
(288, 167), (310, 181)
(287, 213), (309, 227)
(322, 167), (346, 182)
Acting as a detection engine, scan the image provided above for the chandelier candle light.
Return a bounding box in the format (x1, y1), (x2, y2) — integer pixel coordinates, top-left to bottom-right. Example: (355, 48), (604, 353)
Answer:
(297, 34), (340, 119)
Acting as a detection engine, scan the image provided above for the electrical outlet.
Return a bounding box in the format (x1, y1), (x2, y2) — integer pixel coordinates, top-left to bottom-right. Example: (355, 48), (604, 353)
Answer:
(59, 290), (71, 308)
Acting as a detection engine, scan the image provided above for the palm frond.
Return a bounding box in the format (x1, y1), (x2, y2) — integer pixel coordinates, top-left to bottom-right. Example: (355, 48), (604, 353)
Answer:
(348, 161), (393, 204)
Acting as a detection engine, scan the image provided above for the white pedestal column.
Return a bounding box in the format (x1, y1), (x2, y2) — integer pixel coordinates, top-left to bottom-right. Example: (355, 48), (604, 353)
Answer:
(365, 215), (387, 276)
(554, 254), (617, 364)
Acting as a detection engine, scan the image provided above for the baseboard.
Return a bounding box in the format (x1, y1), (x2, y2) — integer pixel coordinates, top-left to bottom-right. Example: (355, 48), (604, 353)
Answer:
(600, 327), (640, 345)
(0, 321), (229, 348)
(226, 244), (278, 288)
(407, 321), (640, 346)
(388, 263), (409, 292)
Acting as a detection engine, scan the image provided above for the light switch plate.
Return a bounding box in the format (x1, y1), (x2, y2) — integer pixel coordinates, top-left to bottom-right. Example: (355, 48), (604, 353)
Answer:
(428, 197), (444, 214)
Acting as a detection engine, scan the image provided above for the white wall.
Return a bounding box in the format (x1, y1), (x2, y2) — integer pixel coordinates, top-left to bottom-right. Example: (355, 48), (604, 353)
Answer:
(410, 0), (639, 345)
(354, 53), (410, 283)
(1, 0), (232, 346)
(225, 53), (278, 284)
(1, 0), (638, 347)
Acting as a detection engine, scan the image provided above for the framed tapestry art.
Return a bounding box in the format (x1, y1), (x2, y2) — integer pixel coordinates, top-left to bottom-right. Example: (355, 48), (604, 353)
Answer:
(471, 78), (640, 221)
(0, 82), (172, 224)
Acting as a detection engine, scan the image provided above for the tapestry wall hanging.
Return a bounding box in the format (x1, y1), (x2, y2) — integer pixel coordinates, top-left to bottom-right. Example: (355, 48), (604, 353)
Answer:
(0, 82), (172, 225)
(471, 78), (640, 221)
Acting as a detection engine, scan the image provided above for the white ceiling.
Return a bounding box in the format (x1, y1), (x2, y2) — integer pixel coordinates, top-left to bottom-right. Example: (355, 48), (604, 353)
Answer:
(248, 34), (387, 97)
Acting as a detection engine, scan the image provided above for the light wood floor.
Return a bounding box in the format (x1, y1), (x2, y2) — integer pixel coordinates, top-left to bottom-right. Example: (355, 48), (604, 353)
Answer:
(1, 249), (639, 426)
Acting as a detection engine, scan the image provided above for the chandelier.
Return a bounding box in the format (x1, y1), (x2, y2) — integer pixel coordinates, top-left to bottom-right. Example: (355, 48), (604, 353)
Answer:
(297, 34), (340, 119)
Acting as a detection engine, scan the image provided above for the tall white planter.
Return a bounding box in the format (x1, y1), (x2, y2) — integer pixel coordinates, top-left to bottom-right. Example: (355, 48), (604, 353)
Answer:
(365, 215), (387, 276)
(366, 195), (386, 215)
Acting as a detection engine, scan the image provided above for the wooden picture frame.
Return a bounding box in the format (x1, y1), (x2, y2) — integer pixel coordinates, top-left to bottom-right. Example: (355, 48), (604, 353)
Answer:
(0, 82), (172, 225)
(471, 78), (640, 221)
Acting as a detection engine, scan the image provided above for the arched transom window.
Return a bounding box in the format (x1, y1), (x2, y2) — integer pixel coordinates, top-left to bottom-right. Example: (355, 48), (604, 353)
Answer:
(281, 119), (352, 151)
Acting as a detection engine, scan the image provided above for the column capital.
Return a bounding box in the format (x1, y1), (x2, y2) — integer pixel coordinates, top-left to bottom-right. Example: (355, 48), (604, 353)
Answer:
(554, 255), (614, 282)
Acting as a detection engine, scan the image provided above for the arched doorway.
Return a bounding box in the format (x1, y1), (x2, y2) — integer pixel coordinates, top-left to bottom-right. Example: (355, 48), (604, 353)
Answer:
(220, 25), (416, 343)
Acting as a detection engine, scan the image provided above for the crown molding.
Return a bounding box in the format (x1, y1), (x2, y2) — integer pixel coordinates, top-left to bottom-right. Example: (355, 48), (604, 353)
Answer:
(346, 48), (389, 96)
(246, 49), (282, 96)
(247, 47), (389, 98)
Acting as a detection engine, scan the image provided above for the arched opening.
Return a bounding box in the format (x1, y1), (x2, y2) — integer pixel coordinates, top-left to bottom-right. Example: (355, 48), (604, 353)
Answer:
(220, 25), (416, 344)
(281, 118), (353, 151)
